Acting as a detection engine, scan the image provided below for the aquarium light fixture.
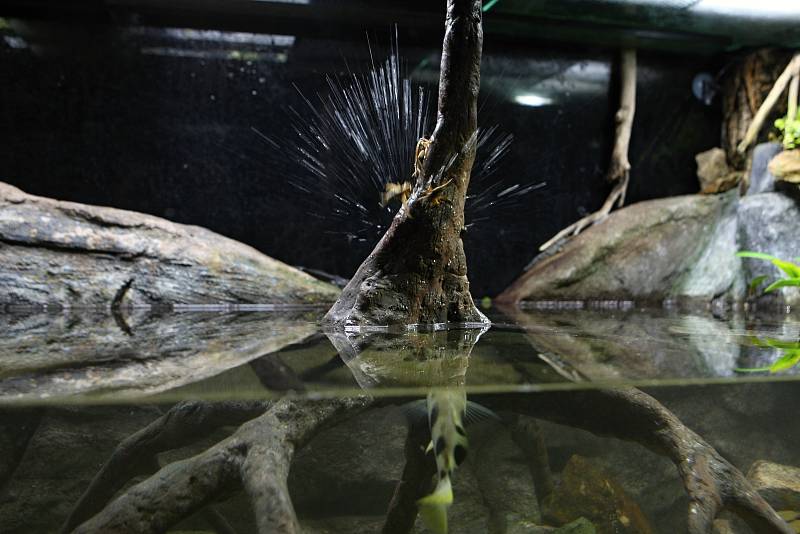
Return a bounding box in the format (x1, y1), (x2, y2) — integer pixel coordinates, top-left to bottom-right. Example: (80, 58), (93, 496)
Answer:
(252, 0), (310, 4)
(692, 0), (800, 18)
(3, 35), (27, 49)
(513, 93), (552, 107)
(162, 28), (295, 47)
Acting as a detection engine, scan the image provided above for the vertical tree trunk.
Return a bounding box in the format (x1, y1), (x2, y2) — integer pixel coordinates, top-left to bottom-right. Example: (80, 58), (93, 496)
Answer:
(324, 0), (486, 328)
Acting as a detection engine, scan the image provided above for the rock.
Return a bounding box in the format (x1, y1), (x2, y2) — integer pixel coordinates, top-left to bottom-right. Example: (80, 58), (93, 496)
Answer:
(498, 191), (739, 305)
(289, 407), (408, 518)
(0, 406), (162, 534)
(0, 181), (339, 307)
(738, 192), (800, 306)
(542, 455), (653, 534)
(747, 461), (800, 510)
(0, 309), (317, 401)
(469, 419), (542, 528)
(506, 517), (597, 534)
(696, 147), (740, 194)
(554, 518), (598, 534)
(769, 150), (800, 183)
(746, 142), (782, 194)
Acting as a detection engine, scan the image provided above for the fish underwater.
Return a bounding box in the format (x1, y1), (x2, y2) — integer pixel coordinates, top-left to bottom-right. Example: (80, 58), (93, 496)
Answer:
(410, 390), (498, 534)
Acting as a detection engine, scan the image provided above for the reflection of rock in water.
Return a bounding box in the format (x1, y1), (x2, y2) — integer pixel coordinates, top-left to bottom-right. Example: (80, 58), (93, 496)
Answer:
(0, 310), (317, 401)
(499, 307), (747, 381)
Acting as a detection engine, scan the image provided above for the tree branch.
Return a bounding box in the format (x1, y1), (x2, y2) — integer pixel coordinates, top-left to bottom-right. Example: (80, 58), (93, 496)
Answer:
(70, 397), (372, 534)
(737, 53), (800, 153)
(540, 48), (637, 252)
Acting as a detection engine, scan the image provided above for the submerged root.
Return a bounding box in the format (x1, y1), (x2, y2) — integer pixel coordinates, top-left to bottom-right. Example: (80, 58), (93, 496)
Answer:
(382, 421), (437, 534)
(61, 400), (271, 533)
(68, 397), (372, 534)
(483, 387), (792, 534)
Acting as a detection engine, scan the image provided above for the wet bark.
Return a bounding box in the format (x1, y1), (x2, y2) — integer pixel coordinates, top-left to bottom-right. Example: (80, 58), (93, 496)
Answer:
(61, 401), (271, 533)
(324, 0), (487, 328)
(69, 397), (373, 534)
(382, 421), (436, 534)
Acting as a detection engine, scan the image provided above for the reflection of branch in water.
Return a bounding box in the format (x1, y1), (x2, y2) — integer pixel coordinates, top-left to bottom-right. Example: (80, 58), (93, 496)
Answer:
(298, 353), (347, 382)
(536, 351), (588, 383)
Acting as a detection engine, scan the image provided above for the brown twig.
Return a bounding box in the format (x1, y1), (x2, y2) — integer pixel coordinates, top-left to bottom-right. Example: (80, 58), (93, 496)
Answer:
(737, 53), (800, 153)
(540, 48), (637, 252)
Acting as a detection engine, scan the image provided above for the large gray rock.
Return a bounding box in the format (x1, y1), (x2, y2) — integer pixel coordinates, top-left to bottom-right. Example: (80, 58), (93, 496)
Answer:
(738, 192), (800, 306)
(0, 181), (339, 307)
(498, 191), (739, 305)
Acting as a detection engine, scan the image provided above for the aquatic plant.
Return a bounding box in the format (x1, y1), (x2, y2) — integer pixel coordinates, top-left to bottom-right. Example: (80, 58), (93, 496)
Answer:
(736, 251), (800, 294)
(737, 337), (800, 374)
(775, 110), (800, 150)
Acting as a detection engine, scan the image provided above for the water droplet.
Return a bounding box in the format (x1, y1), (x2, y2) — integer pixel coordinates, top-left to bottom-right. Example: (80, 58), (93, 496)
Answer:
(251, 90), (258, 96)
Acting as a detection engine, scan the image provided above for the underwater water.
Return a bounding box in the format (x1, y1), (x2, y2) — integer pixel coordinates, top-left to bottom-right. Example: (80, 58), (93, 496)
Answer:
(1, 306), (799, 534)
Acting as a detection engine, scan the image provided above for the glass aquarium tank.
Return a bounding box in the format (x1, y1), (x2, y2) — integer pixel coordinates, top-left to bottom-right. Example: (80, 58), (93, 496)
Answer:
(1, 1), (800, 533)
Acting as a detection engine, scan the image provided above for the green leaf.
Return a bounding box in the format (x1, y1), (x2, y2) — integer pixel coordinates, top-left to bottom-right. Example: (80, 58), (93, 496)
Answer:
(748, 275), (768, 294)
(735, 366), (771, 373)
(764, 278), (800, 293)
(736, 251), (781, 261)
(769, 350), (800, 372)
(771, 259), (800, 278)
(760, 337), (800, 350)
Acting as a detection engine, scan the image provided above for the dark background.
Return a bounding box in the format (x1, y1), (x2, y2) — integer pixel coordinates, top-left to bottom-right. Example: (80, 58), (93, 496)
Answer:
(3, 0), (786, 297)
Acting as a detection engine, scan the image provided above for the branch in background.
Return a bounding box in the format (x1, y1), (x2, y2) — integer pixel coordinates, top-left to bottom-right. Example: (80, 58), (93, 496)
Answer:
(737, 53), (800, 153)
(540, 48), (637, 252)
(785, 72), (798, 148)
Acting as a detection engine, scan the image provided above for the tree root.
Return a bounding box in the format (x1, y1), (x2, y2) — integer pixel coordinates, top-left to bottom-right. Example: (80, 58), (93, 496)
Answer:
(507, 413), (554, 509)
(540, 48), (636, 252)
(382, 421), (436, 534)
(482, 387), (792, 534)
(538, 173), (629, 251)
(68, 397), (372, 534)
(62, 400), (271, 533)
